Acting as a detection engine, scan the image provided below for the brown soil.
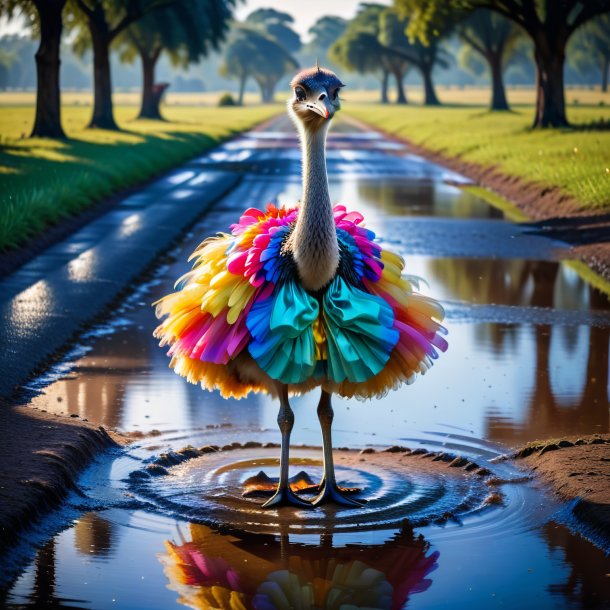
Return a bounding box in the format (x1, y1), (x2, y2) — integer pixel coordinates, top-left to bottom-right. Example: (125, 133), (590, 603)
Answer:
(346, 116), (610, 284)
(511, 435), (610, 546)
(0, 401), (129, 554)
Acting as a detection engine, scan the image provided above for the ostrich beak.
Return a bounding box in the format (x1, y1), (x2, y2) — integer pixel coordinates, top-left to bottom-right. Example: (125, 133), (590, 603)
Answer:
(305, 94), (333, 119)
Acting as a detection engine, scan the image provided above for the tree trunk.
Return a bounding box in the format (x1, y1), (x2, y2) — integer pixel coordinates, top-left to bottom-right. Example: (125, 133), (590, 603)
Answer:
(602, 57), (609, 93)
(257, 80), (275, 104)
(88, 20), (118, 130)
(532, 33), (568, 128)
(394, 70), (408, 104)
(31, 0), (66, 138)
(380, 70), (389, 104)
(237, 75), (246, 105)
(421, 65), (440, 106)
(262, 81), (275, 103)
(138, 50), (163, 119)
(489, 54), (510, 111)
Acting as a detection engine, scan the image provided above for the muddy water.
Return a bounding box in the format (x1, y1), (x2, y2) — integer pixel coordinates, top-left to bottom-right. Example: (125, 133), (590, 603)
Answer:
(3, 116), (610, 608)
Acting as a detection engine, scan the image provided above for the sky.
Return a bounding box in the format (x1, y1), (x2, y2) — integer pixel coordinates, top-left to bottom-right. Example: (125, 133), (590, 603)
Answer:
(0, 1), (391, 42)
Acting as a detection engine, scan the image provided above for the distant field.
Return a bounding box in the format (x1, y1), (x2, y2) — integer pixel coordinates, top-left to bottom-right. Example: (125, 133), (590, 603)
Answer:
(0, 90), (266, 107)
(345, 104), (610, 211)
(0, 104), (280, 251)
(343, 85), (610, 107)
(1, 86), (608, 108)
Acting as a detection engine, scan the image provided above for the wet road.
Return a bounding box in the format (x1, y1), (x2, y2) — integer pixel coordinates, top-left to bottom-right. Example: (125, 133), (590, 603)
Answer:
(3, 115), (610, 608)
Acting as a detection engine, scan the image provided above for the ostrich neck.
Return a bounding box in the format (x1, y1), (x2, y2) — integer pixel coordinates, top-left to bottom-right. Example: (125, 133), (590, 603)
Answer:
(292, 124), (339, 291)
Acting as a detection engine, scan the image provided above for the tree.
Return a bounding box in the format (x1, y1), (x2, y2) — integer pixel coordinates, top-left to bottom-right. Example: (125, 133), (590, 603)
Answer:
(330, 28), (391, 103)
(331, 5), (448, 105)
(569, 13), (610, 92)
(457, 9), (523, 110)
(69, 0), (172, 130)
(244, 7), (301, 101)
(379, 7), (451, 106)
(397, 0), (610, 127)
(307, 15), (347, 52)
(1, 0), (67, 137)
(330, 4), (397, 103)
(379, 8), (412, 104)
(117, 0), (233, 119)
(246, 8), (301, 54)
(219, 24), (297, 104)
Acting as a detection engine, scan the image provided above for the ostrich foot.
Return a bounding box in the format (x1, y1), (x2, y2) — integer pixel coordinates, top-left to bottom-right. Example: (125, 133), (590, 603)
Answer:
(312, 480), (364, 507)
(262, 485), (313, 509)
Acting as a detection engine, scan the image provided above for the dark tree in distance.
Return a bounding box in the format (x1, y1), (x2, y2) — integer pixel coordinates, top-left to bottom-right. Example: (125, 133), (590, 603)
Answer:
(397, 0), (610, 127)
(246, 8), (301, 54)
(118, 0), (234, 119)
(69, 0), (174, 130)
(0, 0), (67, 137)
(219, 25), (297, 104)
(569, 13), (610, 92)
(330, 4), (396, 103)
(306, 15), (347, 52)
(379, 8), (412, 104)
(244, 7), (301, 101)
(330, 29), (391, 103)
(457, 9), (523, 110)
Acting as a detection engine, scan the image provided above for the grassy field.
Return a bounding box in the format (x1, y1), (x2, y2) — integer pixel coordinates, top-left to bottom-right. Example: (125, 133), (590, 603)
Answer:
(1, 86), (608, 107)
(344, 103), (610, 210)
(0, 104), (280, 251)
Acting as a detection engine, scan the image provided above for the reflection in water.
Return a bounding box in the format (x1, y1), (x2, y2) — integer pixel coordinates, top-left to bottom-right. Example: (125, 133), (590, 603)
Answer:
(426, 258), (610, 443)
(32, 540), (58, 608)
(74, 513), (116, 558)
(356, 179), (504, 219)
(67, 250), (98, 282)
(161, 525), (438, 610)
(542, 522), (610, 608)
(482, 263), (609, 443)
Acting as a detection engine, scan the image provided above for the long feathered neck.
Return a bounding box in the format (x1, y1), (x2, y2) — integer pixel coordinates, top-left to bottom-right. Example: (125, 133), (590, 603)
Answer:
(291, 122), (339, 291)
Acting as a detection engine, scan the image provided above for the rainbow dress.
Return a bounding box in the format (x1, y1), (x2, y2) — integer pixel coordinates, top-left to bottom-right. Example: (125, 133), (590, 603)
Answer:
(154, 204), (447, 399)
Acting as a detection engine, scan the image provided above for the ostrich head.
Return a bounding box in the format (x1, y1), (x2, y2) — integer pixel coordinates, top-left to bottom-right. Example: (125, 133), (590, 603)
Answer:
(289, 66), (344, 131)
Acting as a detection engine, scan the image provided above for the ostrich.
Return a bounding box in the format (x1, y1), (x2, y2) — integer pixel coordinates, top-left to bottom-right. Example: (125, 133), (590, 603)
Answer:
(154, 66), (448, 508)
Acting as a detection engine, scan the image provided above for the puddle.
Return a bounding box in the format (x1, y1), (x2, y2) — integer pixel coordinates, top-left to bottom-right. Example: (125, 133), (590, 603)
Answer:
(3, 118), (610, 608)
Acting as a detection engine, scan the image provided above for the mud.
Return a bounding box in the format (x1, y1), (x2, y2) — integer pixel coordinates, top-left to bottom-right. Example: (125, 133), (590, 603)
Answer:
(126, 442), (506, 537)
(0, 403), (128, 554)
(511, 434), (610, 549)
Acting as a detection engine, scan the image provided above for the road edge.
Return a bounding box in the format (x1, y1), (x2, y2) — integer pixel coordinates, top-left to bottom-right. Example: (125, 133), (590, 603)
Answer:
(344, 114), (610, 289)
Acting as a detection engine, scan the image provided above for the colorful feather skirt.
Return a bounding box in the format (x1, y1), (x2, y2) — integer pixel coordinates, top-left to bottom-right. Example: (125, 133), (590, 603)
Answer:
(153, 205), (448, 399)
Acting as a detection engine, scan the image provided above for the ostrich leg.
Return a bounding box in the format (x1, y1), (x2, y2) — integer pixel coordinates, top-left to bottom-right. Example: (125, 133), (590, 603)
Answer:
(262, 384), (311, 509)
(313, 390), (362, 507)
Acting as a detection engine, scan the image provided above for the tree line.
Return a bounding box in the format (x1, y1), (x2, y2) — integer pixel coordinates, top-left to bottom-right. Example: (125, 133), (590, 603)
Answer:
(0, 0), (609, 138)
(328, 2), (610, 125)
(0, 0), (237, 137)
(394, 0), (610, 127)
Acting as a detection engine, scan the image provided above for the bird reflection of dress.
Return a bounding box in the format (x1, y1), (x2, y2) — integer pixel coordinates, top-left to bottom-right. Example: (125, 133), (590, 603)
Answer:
(161, 524), (439, 610)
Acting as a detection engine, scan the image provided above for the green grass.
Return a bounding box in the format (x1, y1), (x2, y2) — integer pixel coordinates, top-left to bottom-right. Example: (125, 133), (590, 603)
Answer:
(0, 104), (281, 251)
(344, 104), (610, 211)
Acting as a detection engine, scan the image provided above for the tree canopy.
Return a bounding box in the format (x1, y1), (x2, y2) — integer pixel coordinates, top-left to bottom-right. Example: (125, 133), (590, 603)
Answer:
(116, 0), (233, 118)
(569, 12), (610, 91)
(219, 24), (297, 104)
(395, 0), (610, 125)
(456, 9), (524, 109)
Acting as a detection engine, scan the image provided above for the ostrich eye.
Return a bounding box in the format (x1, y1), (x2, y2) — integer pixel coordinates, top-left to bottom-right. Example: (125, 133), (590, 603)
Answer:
(295, 86), (306, 102)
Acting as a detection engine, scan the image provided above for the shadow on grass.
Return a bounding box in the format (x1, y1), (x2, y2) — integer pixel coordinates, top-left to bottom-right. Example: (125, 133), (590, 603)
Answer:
(0, 130), (220, 251)
(568, 118), (610, 132)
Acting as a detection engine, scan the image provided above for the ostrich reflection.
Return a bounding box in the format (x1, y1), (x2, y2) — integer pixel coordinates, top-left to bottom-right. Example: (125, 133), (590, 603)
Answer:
(161, 524), (438, 610)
